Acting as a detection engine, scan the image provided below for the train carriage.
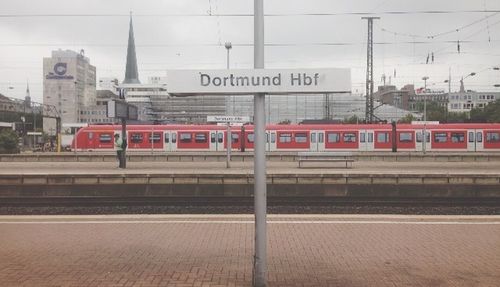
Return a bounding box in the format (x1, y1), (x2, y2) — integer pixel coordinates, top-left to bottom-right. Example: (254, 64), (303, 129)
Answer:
(72, 123), (500, 153)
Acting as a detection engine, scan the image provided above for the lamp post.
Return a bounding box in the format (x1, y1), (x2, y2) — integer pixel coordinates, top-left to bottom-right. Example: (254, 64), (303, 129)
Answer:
(224, 42), (233, 168)
(422, 76), (429, 154)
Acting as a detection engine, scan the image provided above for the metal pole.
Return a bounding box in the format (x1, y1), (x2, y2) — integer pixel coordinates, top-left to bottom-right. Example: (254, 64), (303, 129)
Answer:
(226, 122), (231, 168)
(362, 17), (379, 123)
(121, 118), (127, 168)
(422, 76), (428, 154)
(253, 0), (267, 286)
(225, 42), (233, 168)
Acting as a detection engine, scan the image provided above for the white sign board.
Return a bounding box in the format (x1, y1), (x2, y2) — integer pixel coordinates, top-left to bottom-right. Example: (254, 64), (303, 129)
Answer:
(207, 116), (251, 123)
(166, 68), (350, 95)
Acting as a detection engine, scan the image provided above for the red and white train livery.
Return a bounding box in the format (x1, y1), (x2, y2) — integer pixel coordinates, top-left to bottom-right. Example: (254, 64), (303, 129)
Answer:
(72, 123), (500, 152)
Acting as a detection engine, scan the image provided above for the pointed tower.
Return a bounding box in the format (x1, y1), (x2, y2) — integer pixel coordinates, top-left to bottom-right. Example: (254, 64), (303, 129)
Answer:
(123, 13), (140, 84)
(24, 81), (31, 108)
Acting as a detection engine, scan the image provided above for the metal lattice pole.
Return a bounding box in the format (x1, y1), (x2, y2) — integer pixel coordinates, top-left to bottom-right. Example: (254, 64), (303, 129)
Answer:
(362, 17), (379, 123)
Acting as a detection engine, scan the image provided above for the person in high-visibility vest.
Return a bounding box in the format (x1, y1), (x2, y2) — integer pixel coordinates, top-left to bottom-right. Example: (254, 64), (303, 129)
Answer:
(114, 134), (124, 168)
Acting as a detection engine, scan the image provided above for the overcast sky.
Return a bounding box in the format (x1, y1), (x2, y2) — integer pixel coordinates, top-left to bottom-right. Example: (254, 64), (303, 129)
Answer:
(1, 0), (500, 102)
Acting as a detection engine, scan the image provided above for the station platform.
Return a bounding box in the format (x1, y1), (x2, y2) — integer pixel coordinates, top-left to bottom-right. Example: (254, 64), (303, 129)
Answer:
(1, 161), (500, 198)
(1, 214), (499, 286)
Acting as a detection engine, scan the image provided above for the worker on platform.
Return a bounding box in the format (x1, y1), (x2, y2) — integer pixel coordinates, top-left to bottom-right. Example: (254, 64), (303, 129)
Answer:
(114, 134), (124, 168)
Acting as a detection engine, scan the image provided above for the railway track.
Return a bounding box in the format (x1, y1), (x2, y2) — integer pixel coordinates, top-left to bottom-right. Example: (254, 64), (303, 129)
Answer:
(1, 196), (499, 208)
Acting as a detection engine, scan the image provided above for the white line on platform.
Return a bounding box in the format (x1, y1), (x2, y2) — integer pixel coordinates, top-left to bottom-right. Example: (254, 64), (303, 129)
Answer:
(0, 220), (499, 225)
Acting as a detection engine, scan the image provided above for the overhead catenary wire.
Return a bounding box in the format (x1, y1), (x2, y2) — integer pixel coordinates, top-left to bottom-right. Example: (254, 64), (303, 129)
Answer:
(1, 10), (500, 18)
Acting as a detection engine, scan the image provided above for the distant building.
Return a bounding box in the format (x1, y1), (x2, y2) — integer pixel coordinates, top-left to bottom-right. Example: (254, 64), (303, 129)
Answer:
(409, 88), (448, 110)
(448, 91), (500, 113)
(373, 84), (413, 110)
(43, 49), (96, 135)
(79, 90), (120, 124)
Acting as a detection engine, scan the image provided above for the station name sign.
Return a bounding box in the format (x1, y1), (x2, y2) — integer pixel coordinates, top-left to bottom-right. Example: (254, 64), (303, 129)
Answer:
(166, 68), (351, 95)
(207, 116), (251, 123)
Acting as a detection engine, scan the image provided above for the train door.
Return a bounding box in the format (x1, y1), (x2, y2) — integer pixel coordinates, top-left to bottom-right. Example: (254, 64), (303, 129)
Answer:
(467, 129), (483, 152)
(309, 130), (325, 151)
(266, 131), (277, 151)
(164, 131), (176, 151)
(359, 130), (374, 151)
(213, 131), (224, 151)
(415, 130), (430, 152)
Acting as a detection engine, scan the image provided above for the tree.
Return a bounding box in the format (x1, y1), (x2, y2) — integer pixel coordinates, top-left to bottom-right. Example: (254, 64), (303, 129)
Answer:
(0, 129), (20, 154)
(398, 114), (416, 123)
(470, 100), (500, 123)
(343, 115), (360, 124)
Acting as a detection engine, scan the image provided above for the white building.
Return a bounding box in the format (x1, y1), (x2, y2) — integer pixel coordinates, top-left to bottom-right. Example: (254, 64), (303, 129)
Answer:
(43, 49), (96, 135)
(448, 91), (500, 113)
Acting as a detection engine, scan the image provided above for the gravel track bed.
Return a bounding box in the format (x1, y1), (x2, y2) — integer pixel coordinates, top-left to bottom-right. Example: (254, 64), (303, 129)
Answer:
(1, 205), (499, 215)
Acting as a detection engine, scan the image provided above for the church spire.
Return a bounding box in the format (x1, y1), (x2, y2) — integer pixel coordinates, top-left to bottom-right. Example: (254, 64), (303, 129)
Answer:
(123, 12), (140, 84)
(24, 80), (31, 108)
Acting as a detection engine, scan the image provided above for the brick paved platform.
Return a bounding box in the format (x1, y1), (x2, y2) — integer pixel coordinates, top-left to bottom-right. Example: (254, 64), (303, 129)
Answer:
(0, 215), (499, 287)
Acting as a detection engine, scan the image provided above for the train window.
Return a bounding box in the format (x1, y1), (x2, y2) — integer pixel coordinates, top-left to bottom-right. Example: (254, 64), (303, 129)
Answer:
(231, 133), (239, 143)
(476, 132), (483, 143)
(247, 133), (254, 143)
(99, 134), (112, 143)
(266, 133), (269, 143)
(311, 133), (316, 143)
(327, 133), (339, 143)
(165, 133), (170, 143)
(195, 133), (207, 143)
(295, 133), (307, 143)
(217, 133), (223, 143)
(148, 133), (161, 143)
(360, 133), (365, 143)
(486, 132), (500, 142)
(88, 132), (93, 140)
(343, 133), (356, 143)
(376, 132), (390, 143)
(416, 132), (422, 143)
(451, 132), (465, 143)
(368, 133), (373, 143)
(172, 133), (177, 143)
(399, 132), (412, 143)
(279, 133), (292, 143)
(211, 133), (215, 143)
(468, 132), (474, 143)
(131, 133), (143, 143)
(271, 133), (276, 143)
(179, 133), (192, 143)
(318, 133), (324, 143)
(434, 132), (447, 143)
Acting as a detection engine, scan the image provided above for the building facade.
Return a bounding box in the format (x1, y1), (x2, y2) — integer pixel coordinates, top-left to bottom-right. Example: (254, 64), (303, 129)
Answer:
(448, 91), (500, 113)
(43, 49), (96, 135)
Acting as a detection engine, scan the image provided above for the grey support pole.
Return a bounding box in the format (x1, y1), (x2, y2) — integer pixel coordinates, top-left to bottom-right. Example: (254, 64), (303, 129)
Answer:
(253, 0), (267, 286)
(226, 122), (231, 168)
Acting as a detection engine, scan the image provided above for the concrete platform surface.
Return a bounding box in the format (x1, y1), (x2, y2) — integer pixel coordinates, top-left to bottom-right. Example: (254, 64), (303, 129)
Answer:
(1, 215), (499, 287)
(1, 160), (500, 175)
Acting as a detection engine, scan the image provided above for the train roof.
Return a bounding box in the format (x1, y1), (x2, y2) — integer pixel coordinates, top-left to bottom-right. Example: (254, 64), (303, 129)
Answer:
(79, 123), (500, 132)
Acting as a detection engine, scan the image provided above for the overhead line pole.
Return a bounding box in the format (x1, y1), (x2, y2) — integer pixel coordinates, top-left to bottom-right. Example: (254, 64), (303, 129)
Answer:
(362, 17), (379, 123)
(253, 0), (267, 286)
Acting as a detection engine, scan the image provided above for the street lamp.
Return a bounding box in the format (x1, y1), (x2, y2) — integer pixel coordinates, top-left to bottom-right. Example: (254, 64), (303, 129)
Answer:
(422, 76), (429, 154)
(224, 42), (232, 69)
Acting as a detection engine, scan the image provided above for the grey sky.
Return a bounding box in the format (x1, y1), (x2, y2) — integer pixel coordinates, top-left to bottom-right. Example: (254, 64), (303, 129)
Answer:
(1, 0), (500, 102)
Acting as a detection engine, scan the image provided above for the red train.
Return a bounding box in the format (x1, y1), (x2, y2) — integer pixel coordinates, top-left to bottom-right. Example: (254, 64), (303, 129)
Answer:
(72, 123), (500, 152)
